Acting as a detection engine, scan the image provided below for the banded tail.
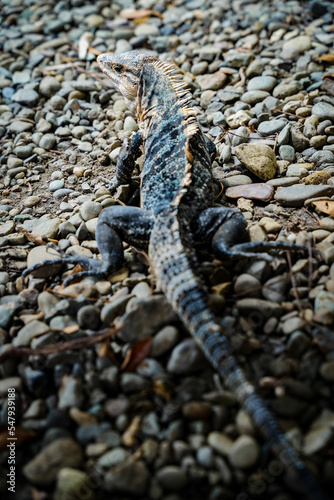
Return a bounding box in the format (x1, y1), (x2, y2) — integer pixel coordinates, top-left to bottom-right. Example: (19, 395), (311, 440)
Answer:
(149, 206), (328, 500)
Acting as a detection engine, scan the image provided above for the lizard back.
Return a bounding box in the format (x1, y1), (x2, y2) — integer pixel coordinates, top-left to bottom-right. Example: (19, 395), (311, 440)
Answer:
(137, 61), (214, 214)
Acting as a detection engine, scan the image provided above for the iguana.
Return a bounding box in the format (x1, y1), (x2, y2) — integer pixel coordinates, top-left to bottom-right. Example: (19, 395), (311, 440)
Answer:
(23, 51), (328, 500)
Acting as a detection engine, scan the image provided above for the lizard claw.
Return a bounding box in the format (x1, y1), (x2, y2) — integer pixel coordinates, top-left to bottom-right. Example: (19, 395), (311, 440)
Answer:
(98, 175), (120, 192)
(216, 241), (314, 262)
(23, 246), (109, 284)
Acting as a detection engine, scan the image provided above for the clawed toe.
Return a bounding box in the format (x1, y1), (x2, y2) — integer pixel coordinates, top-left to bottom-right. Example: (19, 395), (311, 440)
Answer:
(63, 269), (109, 286)
(98, 175), (120, 191)
(23, 250), (106, 283)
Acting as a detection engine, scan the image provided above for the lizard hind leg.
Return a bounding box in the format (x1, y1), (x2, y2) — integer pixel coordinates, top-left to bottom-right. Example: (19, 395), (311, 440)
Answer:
(193, 206), (256, 260)
(194, 207), (308, 262)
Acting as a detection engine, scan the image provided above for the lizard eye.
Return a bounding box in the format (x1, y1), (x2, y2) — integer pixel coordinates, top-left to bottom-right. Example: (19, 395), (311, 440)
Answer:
(113, 64), (123, 74)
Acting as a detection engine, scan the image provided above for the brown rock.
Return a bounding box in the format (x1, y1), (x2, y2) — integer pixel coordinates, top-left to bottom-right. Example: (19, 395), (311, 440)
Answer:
(182, 401), (212, 420)
(197, 71), (227, 91)
(305, 171), (331, 185)
(225, 183), (274, 201)
(235, 143), (277, 180)
(23, 439), (83, 486)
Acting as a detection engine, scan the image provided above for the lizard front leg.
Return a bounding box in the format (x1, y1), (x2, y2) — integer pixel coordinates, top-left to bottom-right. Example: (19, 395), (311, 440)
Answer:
(23, 206), (153, 285)
(100, 130), (143, 190)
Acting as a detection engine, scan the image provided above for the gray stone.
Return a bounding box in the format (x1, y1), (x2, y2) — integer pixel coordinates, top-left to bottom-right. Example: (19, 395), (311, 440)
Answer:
(58, 375), (85, 410)
(31, 218), (62, 239)
(197, 71), (227, 91)
(39, 133), (56, 150)
(220, 175), (252, 187)
(224, 50), (254, 68)
(282, 317), (305, 335)
(247, 76), (277, 92)
(287, 331), (311, 358)
(104, 460), (149, 494)
(101, 295), (132, 324)
(279, 145), (295, 162)
(258, 119), (286, 136)
(167, 339), (207, 374)
(228, 435), (260, 468)
(290, 128), (309, 152)
(80, 201), (102, 221)
(39, 76), (61, 97)
(13, 320), (49, 347)
(241, 90), (270, 104)
(118, 295), (177, 342)
(8, 120), (34, 133)
(278, 123), (292, 146)
(49, 179), (64, 192)
(286, 164), (309, 178)
(23, 439), (83, 486)
(303, 426), (333, 456)
(309, 150), (334, 165)
(273, 81), (302, 99)
(275, 185), (334, 207)
(54, 468), (94, 500)
(314, 291), (334, 326)
(98, 447), (130, 467)
(0, 376), (22, 396)
(121, 373), (150, 393)
(151, 325), (179, 357)
(12, 88), (39, 106)
(156, 466), (188, 490)
(123, 116), (138, 132)
(26, 246), (63, 279)
(234, 274), (261, 297)
(236, 298), (282, 318)
(312, 102), (334, 121)
(208, 431), (233, 456)
(283, 35), (311, 53)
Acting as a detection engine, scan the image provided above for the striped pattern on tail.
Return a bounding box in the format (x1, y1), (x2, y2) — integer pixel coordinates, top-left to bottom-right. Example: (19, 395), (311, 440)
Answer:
(149, 206), (328, 500)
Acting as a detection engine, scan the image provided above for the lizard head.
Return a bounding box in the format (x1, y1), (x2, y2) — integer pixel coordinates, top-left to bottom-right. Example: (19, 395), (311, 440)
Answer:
(97, 51), (154, 113)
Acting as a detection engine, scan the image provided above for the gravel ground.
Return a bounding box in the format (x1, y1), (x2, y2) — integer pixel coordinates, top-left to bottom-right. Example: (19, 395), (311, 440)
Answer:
(1, 0), (334, 499)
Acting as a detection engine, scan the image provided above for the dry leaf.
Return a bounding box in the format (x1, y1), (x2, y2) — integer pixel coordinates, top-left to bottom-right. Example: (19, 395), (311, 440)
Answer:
(322, 76), (334, 96)
(63, 324), (79, 335)
(121, 337), (152, 372)
(31, 488), (48, 500)
(71, 100), (80, 113)
(120, 8), (163, 19)
(17, 227), (47, 246)
(99, 341), (119, 366)
(0, 428), (36, 450)
(0, 327), (120, 364)
(153, 380), (171, 401)
(56, 264), (83, 292)
(121, 415), (141, 447)
(315, 54), (334, 64)
(312, 200), (334, 217)
(88, 46), (102, 56)
(211, 282), (231, 296)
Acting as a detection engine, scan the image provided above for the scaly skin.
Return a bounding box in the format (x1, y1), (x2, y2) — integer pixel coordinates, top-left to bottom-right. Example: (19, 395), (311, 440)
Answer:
(24, 51), (328, 499)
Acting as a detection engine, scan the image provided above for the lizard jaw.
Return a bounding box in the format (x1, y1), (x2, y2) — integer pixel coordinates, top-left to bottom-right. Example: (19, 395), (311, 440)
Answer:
(97, 52), (140, 112)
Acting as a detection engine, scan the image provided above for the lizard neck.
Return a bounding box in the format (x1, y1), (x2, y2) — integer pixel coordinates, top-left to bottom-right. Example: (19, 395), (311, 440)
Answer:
(137, 61), (198, 138)
(137, 61), (201, 212)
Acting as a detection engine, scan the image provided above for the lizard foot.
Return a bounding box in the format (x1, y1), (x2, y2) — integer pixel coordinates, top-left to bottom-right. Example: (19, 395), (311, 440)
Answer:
(23, 243), (111, 285)
(98, 175), (120, 191)
(232, 240), (314, 254)
(218, 241), (313, 262)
